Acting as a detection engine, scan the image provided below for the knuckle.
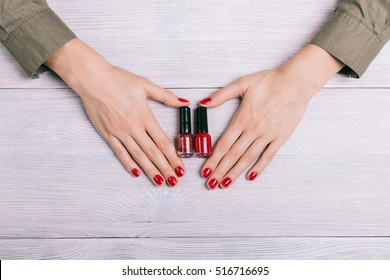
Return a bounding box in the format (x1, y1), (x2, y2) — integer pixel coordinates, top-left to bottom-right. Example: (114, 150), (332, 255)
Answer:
(228, 148), (242, 160)
(124, 120), (138, 134)
(97, 128), (110, 140)
(130, 147), (143, 160)
(251, 120), (262, 130)
(107, 134), (118, 146)
(215, 139), (231, 154)
(107, 122), (122, 138)
(112, 145), (125, 158)
(164, 89), (175, 97)
(147, 145), (161, 160)
(213, 89), (223, 99)
(110, 142), (126, 158)
(238, 111), (256, 126)
(242, 151), (258, 163)
(251, 119), (266, 131)
(112, 147), (126, 161)
(157, 137), (173, 152)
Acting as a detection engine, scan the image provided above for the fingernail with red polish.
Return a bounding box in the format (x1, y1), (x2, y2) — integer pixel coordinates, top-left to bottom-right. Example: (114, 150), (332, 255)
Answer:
(167, 176), (177, 187)
(202, 168), (212, 178)
(248, 172), (258, 181)
(221, 177), (232, 188)
(200, 97), (212, 105)
(153, 175), (164, 186)
(178, 97), (190, 103)
(208, 178), (218, 189)
(175, 166), (185, 177)
(131, 168), (141, 177)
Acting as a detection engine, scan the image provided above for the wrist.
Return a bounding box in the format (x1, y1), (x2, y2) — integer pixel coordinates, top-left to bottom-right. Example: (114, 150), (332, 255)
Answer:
(45, 38), (112, 95)
(280, 44), (344, 99)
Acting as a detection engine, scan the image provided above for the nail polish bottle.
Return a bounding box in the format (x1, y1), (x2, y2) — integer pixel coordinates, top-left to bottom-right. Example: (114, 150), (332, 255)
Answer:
(195, 107), (212, 158)
(177, 106), (194, 158)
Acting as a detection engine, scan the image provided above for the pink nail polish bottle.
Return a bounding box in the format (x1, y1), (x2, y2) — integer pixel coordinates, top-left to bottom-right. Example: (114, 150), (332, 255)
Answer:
(177, 106), (194, 158)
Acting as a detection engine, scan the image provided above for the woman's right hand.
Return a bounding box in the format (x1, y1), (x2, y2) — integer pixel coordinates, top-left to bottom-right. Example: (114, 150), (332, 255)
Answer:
(45, 39), (189, 187)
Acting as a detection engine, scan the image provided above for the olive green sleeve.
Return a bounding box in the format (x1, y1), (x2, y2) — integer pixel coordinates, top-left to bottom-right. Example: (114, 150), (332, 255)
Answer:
(0, 0), (76, 78)
(311, 0), (390, 78)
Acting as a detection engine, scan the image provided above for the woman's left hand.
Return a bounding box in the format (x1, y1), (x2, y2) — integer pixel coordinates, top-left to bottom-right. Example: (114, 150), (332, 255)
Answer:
(199, 44), (344, 189)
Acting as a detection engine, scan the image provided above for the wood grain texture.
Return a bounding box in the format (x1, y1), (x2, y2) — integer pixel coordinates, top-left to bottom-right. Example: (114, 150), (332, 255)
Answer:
(1, 88), (390, 238)
(1, 0), (390, 259)
(0, 238), (389, 259)
(0, 0), (389, 88)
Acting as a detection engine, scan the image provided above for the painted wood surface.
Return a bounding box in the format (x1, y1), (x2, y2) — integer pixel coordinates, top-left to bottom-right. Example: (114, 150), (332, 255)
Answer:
(0, 0), (389, 88)
(1, 238), (389, 259)
(0, 0), (390, 259)
(1, 88), (390, 240)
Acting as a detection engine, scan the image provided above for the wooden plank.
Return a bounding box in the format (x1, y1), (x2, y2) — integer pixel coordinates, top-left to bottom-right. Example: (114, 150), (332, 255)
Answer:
(1, 88), (390, 238)
(0, 238), (389, 259)
(0, 0), (389, 88)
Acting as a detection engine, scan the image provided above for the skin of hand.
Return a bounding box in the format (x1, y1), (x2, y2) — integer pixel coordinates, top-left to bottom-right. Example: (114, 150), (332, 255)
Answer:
(199, 44), (344, 189)
(45, 38), (190, 187)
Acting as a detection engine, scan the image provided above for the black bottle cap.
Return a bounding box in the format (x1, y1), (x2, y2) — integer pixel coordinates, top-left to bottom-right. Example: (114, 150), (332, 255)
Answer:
(179, 106), (192, 134)
(195, 107), (208, 133)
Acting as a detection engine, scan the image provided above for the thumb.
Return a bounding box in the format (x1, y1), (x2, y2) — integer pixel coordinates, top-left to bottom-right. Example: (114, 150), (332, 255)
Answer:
(145, 80), (190, 108)
(199, 78), (247, 108)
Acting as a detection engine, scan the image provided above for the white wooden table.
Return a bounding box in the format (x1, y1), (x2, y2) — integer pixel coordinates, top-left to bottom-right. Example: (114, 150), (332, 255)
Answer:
(1, 0), (390, 259)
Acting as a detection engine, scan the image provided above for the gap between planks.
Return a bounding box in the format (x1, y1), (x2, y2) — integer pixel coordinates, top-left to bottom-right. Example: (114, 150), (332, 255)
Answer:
(1, 236), (390, 240)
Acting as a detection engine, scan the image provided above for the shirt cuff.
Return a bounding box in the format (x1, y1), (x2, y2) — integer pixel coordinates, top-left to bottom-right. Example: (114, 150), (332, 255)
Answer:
(310, 9), (385, 78)
(3, 7), (76, 79)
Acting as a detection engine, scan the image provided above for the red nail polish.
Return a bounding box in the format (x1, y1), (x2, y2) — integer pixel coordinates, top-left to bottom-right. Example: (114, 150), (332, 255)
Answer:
(131, 168), (140, 177)
(167, 176), (177, 187)
(178, 97), (189, 103)
(202, 168), (212, 178)
(208, 178), (218, 189)
(248, 172), (258, 181)
(195, 107), (212, 158)
(153, 175), (164, 186)
(221, 177), (232, 188)
(177, 107), (194, 158)
(200, 97), (212, 105)
(175, 166), (185, 177)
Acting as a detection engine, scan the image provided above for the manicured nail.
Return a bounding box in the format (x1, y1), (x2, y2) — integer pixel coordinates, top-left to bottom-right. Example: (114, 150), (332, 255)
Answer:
(153, 175), (164, 186)
(208, 178), (218, 189)
(200, 97), (212, 105)
(167, 176), (177, 187)
(202, 168), (212, 179)
(131, 168), (141, 177)
(248, 172), (258, 181)
(221, 177), (232, 188)
(178, 97), (190, 103)
(175, 166), (185, 177)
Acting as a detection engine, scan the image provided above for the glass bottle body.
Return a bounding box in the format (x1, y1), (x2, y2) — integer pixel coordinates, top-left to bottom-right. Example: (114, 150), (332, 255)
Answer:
(177, 133), (194, 158)
(195, 132), (212, 158)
